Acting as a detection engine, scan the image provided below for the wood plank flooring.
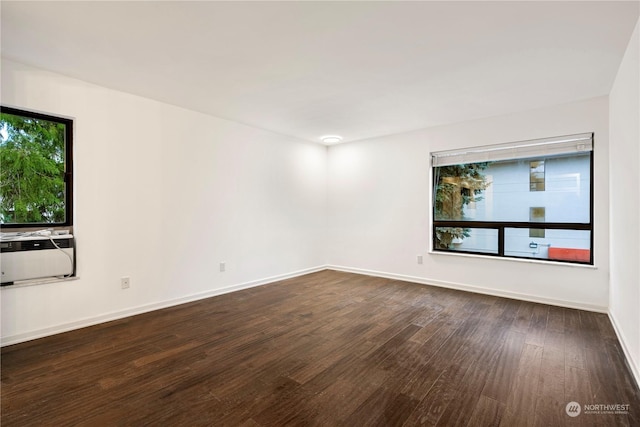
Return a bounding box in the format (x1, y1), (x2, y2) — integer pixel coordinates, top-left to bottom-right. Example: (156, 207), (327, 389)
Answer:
(2, 270), (639, 426)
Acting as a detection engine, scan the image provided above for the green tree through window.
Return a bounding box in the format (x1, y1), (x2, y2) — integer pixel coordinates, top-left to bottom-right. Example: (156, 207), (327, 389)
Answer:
(433, 162), (490, 249)
(0, 108), (72, 225)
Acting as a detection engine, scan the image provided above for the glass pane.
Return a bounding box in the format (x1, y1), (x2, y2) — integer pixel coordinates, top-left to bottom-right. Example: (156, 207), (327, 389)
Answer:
(0, 112), (67, 225)
(435, 227), (498, 254)
(434, 153), (591, 223)
(530, 160), (545, 191)
(529, 207), (545, 238)
(434, 162), (491, 220)
(504, 228), (591, 262)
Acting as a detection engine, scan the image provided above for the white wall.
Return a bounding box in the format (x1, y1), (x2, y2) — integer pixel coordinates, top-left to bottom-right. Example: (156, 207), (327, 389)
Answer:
(609, 17), (640, 386)
(0, 60), (328, 344)
(328, 96), (610, 311)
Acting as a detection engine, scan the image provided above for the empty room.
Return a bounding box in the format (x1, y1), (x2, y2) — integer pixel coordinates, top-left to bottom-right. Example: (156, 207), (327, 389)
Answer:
(1, 1), (639, 426)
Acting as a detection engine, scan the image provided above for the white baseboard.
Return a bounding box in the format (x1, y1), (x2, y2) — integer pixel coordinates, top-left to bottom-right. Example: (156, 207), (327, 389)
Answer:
(607, 311), (640, 390)
(327, 264), (608, 313)
(7, 264), (635, 390)
(1, 265), (327, 347)
(1, 264), (611, 347)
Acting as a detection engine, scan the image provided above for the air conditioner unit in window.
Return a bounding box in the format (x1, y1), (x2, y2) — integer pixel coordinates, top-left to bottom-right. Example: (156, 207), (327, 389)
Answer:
(1, 235), (75, 285)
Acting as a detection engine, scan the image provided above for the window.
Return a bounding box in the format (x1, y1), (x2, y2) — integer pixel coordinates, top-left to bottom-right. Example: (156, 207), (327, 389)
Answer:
(530, 161), (545, 191)
(529, 207), (545, 238)
(432, 133), (593, 264)
(0, 107), (73, 228)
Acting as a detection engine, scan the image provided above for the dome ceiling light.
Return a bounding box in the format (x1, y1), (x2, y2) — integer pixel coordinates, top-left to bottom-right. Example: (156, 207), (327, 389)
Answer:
(320, 135), (343, 144)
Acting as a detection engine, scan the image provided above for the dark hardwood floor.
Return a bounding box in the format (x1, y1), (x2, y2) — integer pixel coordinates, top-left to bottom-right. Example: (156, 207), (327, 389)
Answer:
(2, 270), (639, 426)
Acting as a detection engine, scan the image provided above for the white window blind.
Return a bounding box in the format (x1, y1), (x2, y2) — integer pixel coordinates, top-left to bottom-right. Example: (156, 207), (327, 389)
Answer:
(431, 133), (593, 167)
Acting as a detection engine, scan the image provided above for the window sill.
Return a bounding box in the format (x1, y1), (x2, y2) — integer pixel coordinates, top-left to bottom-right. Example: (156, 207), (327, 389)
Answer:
(429, 250), (598, 269)
(1, 276), (79, 289)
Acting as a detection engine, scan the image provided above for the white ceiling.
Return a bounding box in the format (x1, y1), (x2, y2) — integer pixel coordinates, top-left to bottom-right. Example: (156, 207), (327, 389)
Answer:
(2, 1), (638, 144)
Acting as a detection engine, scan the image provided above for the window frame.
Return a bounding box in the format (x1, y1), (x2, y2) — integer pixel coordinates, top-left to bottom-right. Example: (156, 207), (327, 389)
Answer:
(0, 106), (74, 229)
(431, 135), (594, 265)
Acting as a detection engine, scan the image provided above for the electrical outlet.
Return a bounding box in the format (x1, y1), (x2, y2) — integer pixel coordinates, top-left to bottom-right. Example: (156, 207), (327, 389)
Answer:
(417, 255), (423, 264)
(220, 262), (226, 272)
(121, 277), (130, 289)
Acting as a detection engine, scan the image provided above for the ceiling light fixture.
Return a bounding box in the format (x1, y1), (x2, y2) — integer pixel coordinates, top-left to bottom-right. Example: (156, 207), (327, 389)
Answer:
(321, 135), (343, 144)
